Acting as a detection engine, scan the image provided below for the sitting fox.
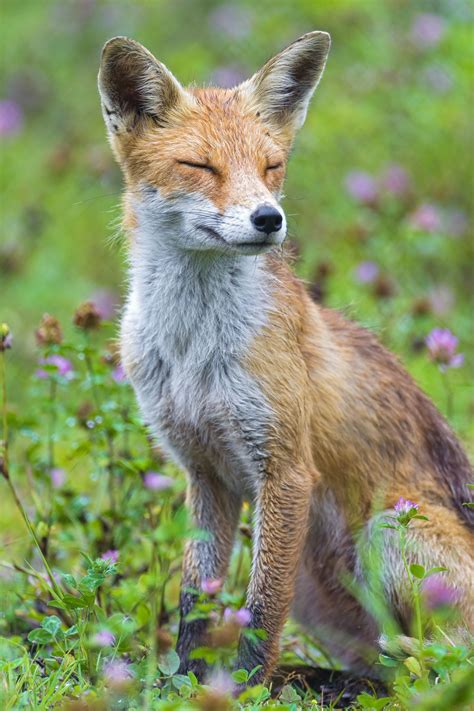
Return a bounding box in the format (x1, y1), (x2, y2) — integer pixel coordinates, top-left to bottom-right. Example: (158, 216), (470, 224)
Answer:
(98, 31), (473, 683)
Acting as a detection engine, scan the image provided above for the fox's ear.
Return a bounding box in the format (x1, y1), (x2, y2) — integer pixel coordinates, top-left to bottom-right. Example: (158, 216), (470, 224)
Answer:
(98, 37), (187, 135)
(241, 31), (330, 134)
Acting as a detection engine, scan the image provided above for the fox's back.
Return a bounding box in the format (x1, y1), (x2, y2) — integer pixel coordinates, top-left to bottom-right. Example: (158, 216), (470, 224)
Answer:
(245, 256), (474, 527)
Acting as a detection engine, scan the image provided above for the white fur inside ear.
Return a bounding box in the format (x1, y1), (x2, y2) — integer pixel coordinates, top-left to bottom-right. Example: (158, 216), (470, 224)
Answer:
(240, 31), (331, 131)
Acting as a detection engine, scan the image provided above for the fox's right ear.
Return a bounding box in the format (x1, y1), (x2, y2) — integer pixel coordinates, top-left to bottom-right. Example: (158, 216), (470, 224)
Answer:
(98, 37), (188, 136)
(240, 31), (331, 137)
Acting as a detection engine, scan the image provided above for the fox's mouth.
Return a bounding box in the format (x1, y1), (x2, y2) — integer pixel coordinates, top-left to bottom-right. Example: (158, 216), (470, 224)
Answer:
(197, 225), (276, 252)
(197, 225), (225, 243)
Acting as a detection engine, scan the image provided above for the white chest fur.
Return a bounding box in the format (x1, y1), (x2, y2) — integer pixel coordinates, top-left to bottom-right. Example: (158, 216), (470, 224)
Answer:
(121, 234), (275, 496)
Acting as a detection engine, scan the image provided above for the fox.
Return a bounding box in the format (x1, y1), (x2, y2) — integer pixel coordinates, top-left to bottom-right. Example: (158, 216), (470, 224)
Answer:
(98, 31), (474, 684)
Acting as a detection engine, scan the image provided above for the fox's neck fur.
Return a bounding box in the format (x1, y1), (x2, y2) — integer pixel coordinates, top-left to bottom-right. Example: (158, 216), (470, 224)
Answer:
(128, 229), (272, 368)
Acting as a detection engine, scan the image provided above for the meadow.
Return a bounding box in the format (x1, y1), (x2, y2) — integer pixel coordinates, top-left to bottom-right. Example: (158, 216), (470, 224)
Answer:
(1, 0), (473, 708)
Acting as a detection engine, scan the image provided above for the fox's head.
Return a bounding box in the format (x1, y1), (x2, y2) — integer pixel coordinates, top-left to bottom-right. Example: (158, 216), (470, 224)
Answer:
(98, 32), (330, 256)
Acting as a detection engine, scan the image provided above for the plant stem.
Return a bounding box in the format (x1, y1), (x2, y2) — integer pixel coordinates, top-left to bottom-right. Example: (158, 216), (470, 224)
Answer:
(0, 351), (63, 602)
(48, 379), (57, 470)
(399, 528), (425, 673)
(442, 370), (453, 420)
(1, 352), (8, 476)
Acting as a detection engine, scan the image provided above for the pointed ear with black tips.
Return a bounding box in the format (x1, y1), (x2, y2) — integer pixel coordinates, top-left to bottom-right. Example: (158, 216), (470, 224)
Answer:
(240, 31), (331, 135)
(98, 36), (189, 136)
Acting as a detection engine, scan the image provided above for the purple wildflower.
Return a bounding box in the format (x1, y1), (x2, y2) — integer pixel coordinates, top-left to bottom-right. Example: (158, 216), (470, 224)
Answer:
(201, 578), (222, 595)
(354, 261), (379, 284)
(444, 208), (468, 238)
(208, 4), (252, 39)
(394, 497), (419, 515)
(143, 471), (174, 491)
(411, 14), (446, 49)
(381, 164), (411, 197)
(422, 575), (459, 610)
(211, 65), (246, 89)
(112, 363), (127, 383)
(345, 171), (378, 205)
(429, 286), (454, 316)
(223, 607), (252, 627)
(424, 64), (453, 94)
(35, 355), (74, 380)
(89, 289), (119, 320)
(93, 629), (116, 647)
(426, 328), (464, 370)
(409, 203), (442, 232)
(103, 659), (134, 687)
(50, 468), (66, 489)
(0, 324), (12, 351)
(206, 668), (235, 695)
(101, 549), (119, 564)
(0, 99), (23, 137)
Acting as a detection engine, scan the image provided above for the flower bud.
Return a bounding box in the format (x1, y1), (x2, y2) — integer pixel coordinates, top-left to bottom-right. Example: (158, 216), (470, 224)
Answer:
(35, 313), (63, 345)
(73, 301), (102, 331)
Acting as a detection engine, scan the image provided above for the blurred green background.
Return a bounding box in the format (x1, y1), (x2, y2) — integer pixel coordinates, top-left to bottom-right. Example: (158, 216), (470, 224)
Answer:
(1, 0), (473, 440)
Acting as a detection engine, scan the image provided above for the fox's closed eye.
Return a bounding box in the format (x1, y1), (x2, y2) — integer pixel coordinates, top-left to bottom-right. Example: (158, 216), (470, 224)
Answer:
(177, 160), (217, 174)
(266, 163), (283, 171)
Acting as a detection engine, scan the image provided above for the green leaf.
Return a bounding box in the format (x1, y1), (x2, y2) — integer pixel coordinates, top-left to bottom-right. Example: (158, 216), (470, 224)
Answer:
(61, 594), (90, 609)
(248, 664), (263, 680)
(410, 564), (425, 579)
(171, 674), (192, 691)
(187, 671), (198, 688)
(42, 616), (62, 637)
(28, 628), (53, 645)
(189, 646), (218, 664)
(378, 654), (399, 667)
(62, 573), (76, 588)
(279, 684), (300, 702)
(232, 669), (249, 684)
(424, 566), (448, 578)
(157, 649), (180, 676)
(404, 656), (422, 677)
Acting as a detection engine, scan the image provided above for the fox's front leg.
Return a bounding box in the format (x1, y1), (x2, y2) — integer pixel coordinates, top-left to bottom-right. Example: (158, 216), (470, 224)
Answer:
(237, 463), (312, 684)
(177, 468), (242, 678)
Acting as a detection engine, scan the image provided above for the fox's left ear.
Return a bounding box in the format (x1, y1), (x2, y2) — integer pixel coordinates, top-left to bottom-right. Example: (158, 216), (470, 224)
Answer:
(241, 31), (331, 134)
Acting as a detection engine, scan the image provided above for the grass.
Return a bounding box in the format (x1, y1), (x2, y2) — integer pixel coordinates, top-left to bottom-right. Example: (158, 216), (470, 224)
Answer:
(1, 0), (473, 708)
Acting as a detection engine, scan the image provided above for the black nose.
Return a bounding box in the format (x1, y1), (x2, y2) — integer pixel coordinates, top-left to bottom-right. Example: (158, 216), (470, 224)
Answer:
(250, 205), (283, 235)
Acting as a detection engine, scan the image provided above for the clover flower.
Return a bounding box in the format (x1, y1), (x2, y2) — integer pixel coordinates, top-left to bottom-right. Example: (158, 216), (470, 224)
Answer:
(101, 549), (119, 564)
(409, 203), (442, 232)
(394, 497), (419, 515)
(0, 99), (23, 137)
(49, 468), (66, 489)
(143, 471), (174, 491)
(345, 170), (378, 205)
(354, 261), (379, 284)
(88, 289), (119, 320)
(208, 4), (252, 39)
(112, 363), (127, 383)
(35, 314), (63, 346)
(223, 607), (251, 627)
(201, 578), (222, 595)
(393, 497), (420, 526)
(411, 13), (446, 49)
(426, 328), (464, 370)
(381, 164), (411, 197)
(422, 574), (459, 610)
(103, 659), (134, 688)
(73, 301), (102, 331)
(35, 355), (74, 380)
(93, 629), (116, 647)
